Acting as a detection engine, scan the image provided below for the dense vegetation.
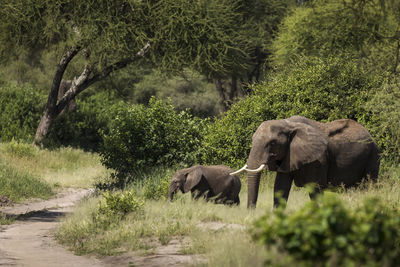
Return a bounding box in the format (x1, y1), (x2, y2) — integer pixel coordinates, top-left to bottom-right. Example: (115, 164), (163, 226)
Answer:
(1, 0), (400, 265)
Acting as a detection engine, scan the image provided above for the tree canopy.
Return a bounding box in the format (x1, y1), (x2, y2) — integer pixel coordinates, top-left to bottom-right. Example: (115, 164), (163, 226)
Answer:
(1, 0), (287, 143)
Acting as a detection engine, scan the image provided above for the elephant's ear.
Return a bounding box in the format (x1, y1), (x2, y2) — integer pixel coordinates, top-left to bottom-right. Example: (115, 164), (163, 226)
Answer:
(183, 167), (203, 193)
(279, 122), (328, 172)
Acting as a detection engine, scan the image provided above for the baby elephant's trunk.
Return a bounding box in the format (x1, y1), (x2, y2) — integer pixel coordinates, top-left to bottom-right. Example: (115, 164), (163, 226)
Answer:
(168, 184), (176, 201)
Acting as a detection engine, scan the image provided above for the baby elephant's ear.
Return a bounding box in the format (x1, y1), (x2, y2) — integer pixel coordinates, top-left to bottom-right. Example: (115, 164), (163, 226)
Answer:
(184, 168), (203, 193)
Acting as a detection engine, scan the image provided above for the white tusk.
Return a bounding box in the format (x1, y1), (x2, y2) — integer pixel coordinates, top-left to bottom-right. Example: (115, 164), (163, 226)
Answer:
(244, 164), (266, 173)
(230, 164), (248, 175)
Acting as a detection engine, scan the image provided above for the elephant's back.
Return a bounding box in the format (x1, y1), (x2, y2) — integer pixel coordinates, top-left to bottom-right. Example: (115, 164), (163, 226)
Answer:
(203, 165), (233, 175)
(324, 119), (373, 142)
(325, 119), (378, 186)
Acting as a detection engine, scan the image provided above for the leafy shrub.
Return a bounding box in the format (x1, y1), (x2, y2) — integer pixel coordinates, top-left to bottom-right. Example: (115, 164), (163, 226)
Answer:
(100, 97), (208, 186)
(365, 82), (400, 163)
(0, 84), (118, 151)
(253, 194), (400, 266)
(142, 168), (173, 200)
(97, 190), (144, 218)
(92, 190), (144, 229)
(0, 84), (46, 142)
(46, 91), (118, 151)
(201, 56), (379, 167)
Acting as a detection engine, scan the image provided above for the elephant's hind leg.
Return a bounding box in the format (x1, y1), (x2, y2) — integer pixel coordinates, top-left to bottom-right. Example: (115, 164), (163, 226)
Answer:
(234, 195), (240, 205)
(364, 143), (380, 182)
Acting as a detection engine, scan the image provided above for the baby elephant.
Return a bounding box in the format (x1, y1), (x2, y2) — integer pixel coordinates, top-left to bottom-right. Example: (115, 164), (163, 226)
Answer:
(168, 165), (241, 205)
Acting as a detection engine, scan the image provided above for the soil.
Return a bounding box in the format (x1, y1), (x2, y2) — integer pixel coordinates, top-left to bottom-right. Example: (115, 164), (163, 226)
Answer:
(0, 189), (202, 267)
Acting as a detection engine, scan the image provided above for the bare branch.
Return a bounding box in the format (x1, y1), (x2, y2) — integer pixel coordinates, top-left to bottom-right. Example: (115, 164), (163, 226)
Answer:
(56, 42), (151, 113)
(46, 46), (81, 111)
(56, 65), (91, 114)
(82, 41), (151, 88)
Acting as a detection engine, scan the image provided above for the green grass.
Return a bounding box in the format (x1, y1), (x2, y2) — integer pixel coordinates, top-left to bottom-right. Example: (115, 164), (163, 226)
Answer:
(54, 170), (309, 256)
(55, 164), (400, 266)
(0, 213), (14, 225)
(0, 141), (108, 202)
(0, 160), (53, 202)
(0, 141), (109, 188)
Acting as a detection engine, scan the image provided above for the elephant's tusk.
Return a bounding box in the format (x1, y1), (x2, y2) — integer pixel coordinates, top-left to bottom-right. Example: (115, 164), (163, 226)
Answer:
(244, 164), (266, 173)
(230, 164), (248, 175)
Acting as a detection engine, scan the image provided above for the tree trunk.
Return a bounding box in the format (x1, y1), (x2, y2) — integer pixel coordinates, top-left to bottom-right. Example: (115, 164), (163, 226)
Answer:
(34, 47), (80, 145)
(34, 110), (56, 145)
(214, 75), (239, 112)
(58, 80), (76, 115)
(33, 42), (151, 145)
(214, 79), (229, 111)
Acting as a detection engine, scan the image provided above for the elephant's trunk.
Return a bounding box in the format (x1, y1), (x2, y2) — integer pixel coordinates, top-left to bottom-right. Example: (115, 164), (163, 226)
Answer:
(247, 172), (261, 208)
(168, 184), (176, 201)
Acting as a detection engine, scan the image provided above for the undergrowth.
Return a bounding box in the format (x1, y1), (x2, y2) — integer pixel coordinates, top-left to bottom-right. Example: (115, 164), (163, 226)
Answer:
(0, 141), (108, 188)
(55, 164), (400, 266)
(0, 159), (53, 202)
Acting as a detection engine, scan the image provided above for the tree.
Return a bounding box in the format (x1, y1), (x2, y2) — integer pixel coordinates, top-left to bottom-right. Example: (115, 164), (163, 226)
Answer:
(0, 0), (250, 144)
(271, 0), (400, 77)
(211, 0), (289, 110)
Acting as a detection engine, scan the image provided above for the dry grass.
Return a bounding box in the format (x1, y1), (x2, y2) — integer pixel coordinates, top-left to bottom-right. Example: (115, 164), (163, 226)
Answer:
(0, 142), (109, 188)
(55, 161), (400, 265)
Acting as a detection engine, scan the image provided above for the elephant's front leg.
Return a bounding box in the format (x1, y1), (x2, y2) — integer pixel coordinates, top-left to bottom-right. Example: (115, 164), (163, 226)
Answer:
(273, 172), (293, 208)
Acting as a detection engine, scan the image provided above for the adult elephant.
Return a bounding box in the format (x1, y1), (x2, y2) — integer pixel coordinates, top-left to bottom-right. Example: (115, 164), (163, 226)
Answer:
(231, 116), (380, 208)
(169, 165), (241, 205)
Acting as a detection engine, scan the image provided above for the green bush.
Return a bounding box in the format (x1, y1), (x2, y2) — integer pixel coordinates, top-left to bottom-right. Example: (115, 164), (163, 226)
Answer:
(365, 82), (400, 163)
(201, 56), (379, 167)
(91, 190), (144, 230)
(254, 194), (400, 266)
(46, 91), (117, 151)
(95, 190), (144, 220)
(100, 97), (208, 186)
(0, 84), (46, 142)
(142, 168), (173, 200)
(0, 84), (118, 151)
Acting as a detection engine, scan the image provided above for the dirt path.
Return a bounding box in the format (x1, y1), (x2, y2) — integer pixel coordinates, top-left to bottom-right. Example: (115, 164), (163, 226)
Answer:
(0, 189), (201, 267)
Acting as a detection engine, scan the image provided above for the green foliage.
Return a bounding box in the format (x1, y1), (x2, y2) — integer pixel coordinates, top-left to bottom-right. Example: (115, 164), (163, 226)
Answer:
(46, 91), (118, 151)
(94, 191), (144, 228)
(201, 56), (378, 167)
(0, 83), (118, 151)
(366, 82), (400, 162)
(0, 0), (258, 80)
(131, 69), (223, 118)
(56, 192), (145, 255)
(2, 140), (39, 158)
(0, 160), (53, 202)
(101, 97), (208, 186)
(0, 84), (45, 142)
(0, 213), (14, 225)
(254, 194), (400, 266)
(272, 0), (400, 75)
(142, 168), (173, 201)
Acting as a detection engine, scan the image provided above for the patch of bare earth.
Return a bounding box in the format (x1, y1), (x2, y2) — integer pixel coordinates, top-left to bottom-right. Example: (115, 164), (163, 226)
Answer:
(0, 189), (205, 267)
(101, 237), (205, 267)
